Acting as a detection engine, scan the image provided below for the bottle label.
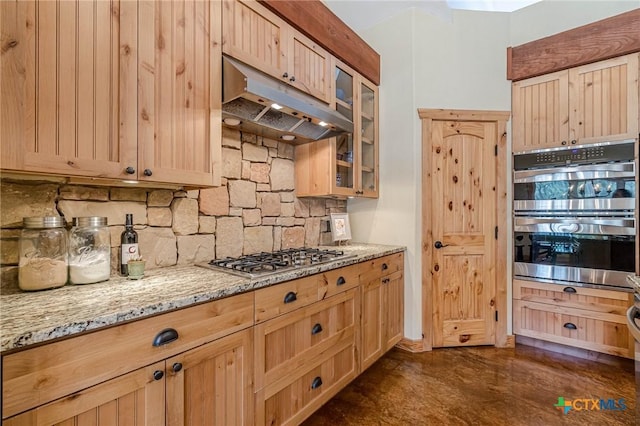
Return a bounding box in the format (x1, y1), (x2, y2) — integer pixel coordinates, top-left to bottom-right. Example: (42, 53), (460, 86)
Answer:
(121, 243), (139, 265)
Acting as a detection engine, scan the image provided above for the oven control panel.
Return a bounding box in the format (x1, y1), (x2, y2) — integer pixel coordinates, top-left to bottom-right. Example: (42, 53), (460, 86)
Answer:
(514, 140), (635, 170)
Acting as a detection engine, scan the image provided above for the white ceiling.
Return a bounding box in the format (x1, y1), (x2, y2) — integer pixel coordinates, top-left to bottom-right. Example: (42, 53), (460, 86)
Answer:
(323, 0), (542, 31)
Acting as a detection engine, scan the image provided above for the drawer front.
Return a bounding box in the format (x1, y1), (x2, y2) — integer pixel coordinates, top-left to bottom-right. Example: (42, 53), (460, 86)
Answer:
(360, 252), (404, 282)
(513, 299), (633, 359)
(318, 263), (360, 300)
(2, 292), (254, 419)
(513, 279), (632, 315)
(255, 275), (318, 323)
(255, 289), (357, 392)
(258, 341), (357, 426)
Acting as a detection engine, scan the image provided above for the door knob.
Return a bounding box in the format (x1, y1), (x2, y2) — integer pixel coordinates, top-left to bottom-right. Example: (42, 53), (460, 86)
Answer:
(434, 241), (448, 249)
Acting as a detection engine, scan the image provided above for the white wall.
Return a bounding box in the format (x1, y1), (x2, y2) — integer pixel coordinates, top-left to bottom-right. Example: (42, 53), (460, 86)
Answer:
(338, 1), (639, 342)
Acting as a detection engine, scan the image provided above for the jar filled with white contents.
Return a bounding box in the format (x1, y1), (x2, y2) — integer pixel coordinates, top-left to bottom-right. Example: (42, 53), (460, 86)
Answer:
(68, 217), (111, 285)
(19, 216), (68, 291)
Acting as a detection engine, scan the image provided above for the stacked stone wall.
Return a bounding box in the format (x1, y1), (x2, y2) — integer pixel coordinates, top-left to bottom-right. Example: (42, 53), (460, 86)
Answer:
(0, 129), (346, 287)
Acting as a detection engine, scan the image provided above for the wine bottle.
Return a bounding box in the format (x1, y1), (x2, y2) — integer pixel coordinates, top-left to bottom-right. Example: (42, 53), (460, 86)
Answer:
(120, 214), (139, 275)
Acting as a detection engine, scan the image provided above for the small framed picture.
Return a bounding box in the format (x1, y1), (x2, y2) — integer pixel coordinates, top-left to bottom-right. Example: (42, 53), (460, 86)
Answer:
(330, 213), (352, 242)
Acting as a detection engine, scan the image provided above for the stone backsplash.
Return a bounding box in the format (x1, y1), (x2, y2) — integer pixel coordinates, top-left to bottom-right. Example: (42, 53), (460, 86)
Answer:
(0, 128), (346, 287)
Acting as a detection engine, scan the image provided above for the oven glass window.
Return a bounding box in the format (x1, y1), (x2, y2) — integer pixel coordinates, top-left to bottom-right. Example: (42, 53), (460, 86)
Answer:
(514, 178), (635, 201)
(514, 232), (635, 272)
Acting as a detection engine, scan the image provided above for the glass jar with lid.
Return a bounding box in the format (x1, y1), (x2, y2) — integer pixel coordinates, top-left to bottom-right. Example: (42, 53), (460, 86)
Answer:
(68, 217), (111, 285)
(19, 216), (68, 291)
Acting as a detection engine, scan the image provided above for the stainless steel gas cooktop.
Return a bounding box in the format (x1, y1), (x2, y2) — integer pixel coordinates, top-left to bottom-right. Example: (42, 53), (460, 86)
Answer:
(197, 248), (353, 278)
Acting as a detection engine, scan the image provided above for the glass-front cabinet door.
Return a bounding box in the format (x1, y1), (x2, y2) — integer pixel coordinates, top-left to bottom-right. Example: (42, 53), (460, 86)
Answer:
(358, 79), (378, 197)
(334, 64), (356, 196)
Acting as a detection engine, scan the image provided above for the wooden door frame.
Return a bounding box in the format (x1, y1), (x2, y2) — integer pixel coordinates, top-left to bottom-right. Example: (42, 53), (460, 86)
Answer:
(418, 109), (511, 351)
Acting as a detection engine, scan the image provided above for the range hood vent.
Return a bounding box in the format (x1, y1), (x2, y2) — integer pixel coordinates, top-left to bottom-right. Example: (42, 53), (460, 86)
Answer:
(222, 56), (353, 144)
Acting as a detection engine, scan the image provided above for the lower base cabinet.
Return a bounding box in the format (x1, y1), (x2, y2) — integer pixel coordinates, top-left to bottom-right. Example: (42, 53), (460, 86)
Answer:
(1, 253), (405, 426)
(513, 279), (633, 359)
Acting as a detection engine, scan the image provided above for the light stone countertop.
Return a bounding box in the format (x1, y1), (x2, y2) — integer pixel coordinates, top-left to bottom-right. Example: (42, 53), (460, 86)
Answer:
(627, 275), (640, 293)
(0, 243), (404, 353)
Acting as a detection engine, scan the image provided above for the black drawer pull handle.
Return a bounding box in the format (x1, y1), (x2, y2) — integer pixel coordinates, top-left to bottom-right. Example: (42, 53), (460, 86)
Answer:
(311, 323), (323, 335)
(311, 376), (323, 390)
(563, 287), (577, 293)
(382, 263), (388, 270)
(153, 370), (164, 381)
(172, 362), (183, 373)
(153, 328), (179, 347)
(284, 291), (297, 304)
(336, 276), (346, 286)
(382, 278), (390, 284)
(563, 322), (577, 330)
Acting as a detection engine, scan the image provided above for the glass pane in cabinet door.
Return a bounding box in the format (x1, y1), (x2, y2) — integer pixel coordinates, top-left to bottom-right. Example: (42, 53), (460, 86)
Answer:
(335, 134), (354, 189)
(360, 83), (376, 193)
(335, 67), (353, 120)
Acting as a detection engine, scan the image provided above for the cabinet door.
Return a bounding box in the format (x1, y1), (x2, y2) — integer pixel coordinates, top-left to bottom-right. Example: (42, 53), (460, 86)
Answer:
(3, 362), (165, 426)
(512, 71), (570, 152)
(221, 0), (287, 80)
(138, 0), (222, 186)
(360, 275), (383, 371)
(287, 29), (331, 103)
(383, 270), (404, 351)
(0, 0), (137, 178)
(165, 328), (254, 426)
(569, 53), (639, 145)
(357, 77), (379, 197)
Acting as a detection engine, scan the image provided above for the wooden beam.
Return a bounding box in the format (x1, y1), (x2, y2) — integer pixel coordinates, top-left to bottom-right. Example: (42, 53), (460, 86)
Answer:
(259, 0), (380, 85)
(507, 9), (640, 81)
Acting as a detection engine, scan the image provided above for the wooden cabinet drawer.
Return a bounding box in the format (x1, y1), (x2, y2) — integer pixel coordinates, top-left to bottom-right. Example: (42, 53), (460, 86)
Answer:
(360, 252), (404, 282)
(318, 263), (360, 300)
(513, 299), (633, 359)
(513, 279), (632, 316)
(2, 292), (254, 419)
(255, 276), (318, 323)
(257, 340), (357, 426)
(254, 289), (357, 392)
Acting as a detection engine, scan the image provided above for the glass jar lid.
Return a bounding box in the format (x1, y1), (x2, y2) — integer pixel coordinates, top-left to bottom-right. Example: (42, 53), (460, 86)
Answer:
(23, 216), (66, 228)
(73, 216), (108, 227)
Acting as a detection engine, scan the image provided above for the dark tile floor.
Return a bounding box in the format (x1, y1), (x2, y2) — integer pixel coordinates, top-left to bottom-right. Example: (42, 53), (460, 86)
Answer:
(303, 345), (636, 426)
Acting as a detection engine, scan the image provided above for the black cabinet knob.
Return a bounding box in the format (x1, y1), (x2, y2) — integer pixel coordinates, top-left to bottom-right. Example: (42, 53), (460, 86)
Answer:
(570, 140), (577, 145)
(336, 276), (346, 286)
(283, 291), (297, 304)
(289, 75), (296, 82)
(311, 323), (323, 335)
(282, 72), (288, 78)
(153, 370), (164, 381)
(125, 166), (136, 175)
(381, 263), (388, 271)
(172, 362), (183, 373)
(143, 168), (153, 176)
(311, 376), (323, 390)
(561, 140), (567, 145)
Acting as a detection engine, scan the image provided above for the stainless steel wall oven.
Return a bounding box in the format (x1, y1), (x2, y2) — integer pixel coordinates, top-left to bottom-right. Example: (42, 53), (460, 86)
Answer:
(513, 140), (637, 290)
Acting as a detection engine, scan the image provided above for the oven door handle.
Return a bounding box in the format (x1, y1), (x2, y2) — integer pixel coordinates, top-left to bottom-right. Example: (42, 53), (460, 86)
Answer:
(514, 217), (636, 235)
(514, 161), (635, 183)
(626, 305), (640, 343)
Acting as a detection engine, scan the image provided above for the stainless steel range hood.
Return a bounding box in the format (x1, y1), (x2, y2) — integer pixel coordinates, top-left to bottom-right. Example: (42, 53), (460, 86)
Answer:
(222, 56), (353, 144)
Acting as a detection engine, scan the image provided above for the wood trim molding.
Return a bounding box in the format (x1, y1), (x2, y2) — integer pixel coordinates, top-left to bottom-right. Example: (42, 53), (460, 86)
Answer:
(417, 109), (511, 122)
(507, 9), (640, 81)
(259, 0), (380, 85)
(516, 336), (633, 367)
(395, 338), (428, 353)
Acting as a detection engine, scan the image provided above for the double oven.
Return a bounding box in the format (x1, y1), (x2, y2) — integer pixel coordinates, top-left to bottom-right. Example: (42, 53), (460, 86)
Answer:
(513, 139), (637, 290)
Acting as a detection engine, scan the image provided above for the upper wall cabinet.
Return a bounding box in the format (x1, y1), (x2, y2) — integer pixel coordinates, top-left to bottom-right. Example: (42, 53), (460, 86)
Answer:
(221, 0), (331, 104)
(1, 0), (221, 187)
(295, 59), (378, 199)
(137, 0), (222, 186)
(512, 53), (639, 152)
(1, 0), (138, 178)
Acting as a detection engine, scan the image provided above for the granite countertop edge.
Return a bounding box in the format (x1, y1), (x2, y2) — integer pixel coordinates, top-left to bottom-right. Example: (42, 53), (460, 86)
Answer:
(1, 244), (405, 353)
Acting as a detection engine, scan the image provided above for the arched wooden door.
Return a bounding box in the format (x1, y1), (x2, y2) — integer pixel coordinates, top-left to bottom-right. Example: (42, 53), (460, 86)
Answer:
(420, 109), (510, 349)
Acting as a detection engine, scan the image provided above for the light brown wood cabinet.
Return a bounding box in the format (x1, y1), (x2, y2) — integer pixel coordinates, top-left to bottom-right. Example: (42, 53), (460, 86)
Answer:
(221, 0), (331, 103)
(0, 0), (221, 187)
(513, 279), (634, 359)
(512, 53), (639, 152)
(295, 59), (379, 198)
(360, 253), (404, 371)
(1, 293), (254, 425)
